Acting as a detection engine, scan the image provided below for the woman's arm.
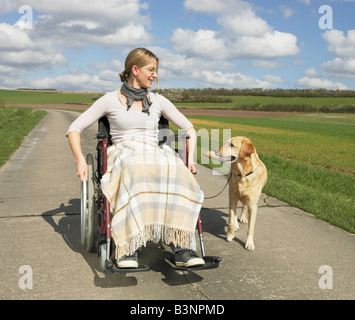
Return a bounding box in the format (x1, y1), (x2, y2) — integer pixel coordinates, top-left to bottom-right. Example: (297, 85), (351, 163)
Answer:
(157, 94), (198, 175)
(186, 126), (197, 175)
(66, 93), (110, 181)
(68, 131), (88, 181)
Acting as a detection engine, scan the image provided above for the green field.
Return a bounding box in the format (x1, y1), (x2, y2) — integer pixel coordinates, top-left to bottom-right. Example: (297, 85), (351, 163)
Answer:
(1, 89), (355, 111)
(0, 89), (98, 105)
(176, 95), (355, 110)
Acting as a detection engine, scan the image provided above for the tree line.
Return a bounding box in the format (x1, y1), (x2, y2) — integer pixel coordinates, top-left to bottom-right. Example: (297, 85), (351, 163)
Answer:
(152, 88), (355, 100)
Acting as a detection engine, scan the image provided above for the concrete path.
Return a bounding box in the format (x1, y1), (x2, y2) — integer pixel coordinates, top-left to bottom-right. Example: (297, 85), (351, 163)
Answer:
(0, 109), (354, 300)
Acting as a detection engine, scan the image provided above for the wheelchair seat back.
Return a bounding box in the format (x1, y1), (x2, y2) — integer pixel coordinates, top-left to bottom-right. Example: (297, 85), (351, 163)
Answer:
(98, 116), (113, 146)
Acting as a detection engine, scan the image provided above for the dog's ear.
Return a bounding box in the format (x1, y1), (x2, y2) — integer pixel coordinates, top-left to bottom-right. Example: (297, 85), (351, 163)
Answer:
(239, 138), (255, 159)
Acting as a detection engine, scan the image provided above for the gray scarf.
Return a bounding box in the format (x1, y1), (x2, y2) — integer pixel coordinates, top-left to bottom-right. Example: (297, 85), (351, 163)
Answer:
(121, 81), (152, 115)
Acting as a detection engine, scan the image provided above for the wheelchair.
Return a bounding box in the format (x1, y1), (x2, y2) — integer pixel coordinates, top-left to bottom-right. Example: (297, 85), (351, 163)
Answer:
(80, 116), (221, 273)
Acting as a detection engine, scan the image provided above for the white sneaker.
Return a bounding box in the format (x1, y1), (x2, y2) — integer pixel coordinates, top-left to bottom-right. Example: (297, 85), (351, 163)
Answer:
(116, 252), (138, 268)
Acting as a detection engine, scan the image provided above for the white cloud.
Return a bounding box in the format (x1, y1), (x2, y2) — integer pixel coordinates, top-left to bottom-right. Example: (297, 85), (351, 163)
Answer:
(322, 29), (355, 58)
(228, 31), (299, 59)
(322, 58), (355, 79)
(0, 50), (66, 69)
(250, 60), (283, 69)
(0, 23), (34, 50)
(218, 2), (272, 37)
(11, 70), (118, 92)
(279, 5), (294, 19)
(319, 30), (355, 80)
(298, 0), (311, 5)
(0, 23), (67, 70)
(171, 28), (298, 60)
(8, 0), (149, 26)
(90, 60), (124, 73)
(175, 0), (299, 60)
(3, 0), (152, 48)
(199, 71), (275, 89)
(0, 0), (14, 13)
(295, 28), (355, 89)
(183, 0), (237, 14)
(262, 74), (285, 84)
(292, 59), (305, 67)
(0, 0), (153, 90)
(170, 29), (226, 59)
(127, 47), (270, 89)
(304, 68), (319, 77)
(154, 47), (236, 71)
(151, 47), (237, 80)
(296, 77), (347, 90)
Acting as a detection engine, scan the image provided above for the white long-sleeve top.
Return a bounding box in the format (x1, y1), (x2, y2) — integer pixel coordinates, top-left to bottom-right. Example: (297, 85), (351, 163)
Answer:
(66, 90), (193, 145)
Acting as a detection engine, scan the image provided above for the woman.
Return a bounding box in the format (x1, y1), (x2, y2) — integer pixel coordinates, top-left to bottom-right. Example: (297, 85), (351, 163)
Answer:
(67, 48), (205, 268)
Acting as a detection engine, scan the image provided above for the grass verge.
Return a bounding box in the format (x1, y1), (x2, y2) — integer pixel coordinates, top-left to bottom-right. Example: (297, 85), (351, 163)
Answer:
(0, 106), (47, 167)
(261, 154), (354, 233)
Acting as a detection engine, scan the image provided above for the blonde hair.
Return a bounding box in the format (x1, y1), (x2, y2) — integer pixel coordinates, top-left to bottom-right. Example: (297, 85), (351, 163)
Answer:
(119, 48), (159, 84)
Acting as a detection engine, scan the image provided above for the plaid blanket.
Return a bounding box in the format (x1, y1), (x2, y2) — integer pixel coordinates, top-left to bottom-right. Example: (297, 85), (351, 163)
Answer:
(101, 139), (204, 260)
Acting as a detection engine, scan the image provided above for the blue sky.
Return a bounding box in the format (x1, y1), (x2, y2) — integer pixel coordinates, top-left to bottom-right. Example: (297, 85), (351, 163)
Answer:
(0, 0), (354, 91)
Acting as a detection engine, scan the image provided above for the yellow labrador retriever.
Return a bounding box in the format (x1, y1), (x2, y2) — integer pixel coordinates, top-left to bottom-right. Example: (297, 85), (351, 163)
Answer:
(204, 136), (267, 251)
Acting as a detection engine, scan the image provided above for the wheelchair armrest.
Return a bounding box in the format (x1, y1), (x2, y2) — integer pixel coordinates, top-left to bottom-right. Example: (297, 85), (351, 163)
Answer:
(164, 134), (190, 166)
(174, 133), (190, 140)
(165, 133), (190, 145)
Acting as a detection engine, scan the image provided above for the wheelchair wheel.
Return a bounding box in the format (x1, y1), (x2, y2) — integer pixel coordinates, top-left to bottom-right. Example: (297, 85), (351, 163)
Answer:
(86, 154), (96, 253)
(98, 243), (107, 271)
(80, 154), (96, 253)
(80, 176), (87, 247)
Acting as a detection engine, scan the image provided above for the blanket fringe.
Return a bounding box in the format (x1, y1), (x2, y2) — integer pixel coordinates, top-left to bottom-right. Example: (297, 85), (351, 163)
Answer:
(114, 224), (196, 260)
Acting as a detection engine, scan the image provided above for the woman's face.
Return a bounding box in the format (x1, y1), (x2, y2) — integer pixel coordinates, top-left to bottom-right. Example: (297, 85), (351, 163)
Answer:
(135, 60), (158, 89)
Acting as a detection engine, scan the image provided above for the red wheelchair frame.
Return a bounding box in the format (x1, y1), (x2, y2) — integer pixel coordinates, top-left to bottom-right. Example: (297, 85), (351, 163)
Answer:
(80, 116), (221, 273)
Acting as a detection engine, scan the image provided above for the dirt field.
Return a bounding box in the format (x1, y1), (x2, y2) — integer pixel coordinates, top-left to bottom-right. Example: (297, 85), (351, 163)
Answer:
(5, 103), (304, 117)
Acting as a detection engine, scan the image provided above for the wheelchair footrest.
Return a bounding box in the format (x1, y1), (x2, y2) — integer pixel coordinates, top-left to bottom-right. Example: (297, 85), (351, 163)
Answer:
(106, 261), (150, 274)
(165, 255), (221, 272)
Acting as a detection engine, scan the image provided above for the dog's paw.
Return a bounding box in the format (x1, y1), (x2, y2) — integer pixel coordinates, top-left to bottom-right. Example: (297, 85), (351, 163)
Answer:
(226, 233), (234, 242)
(240, 216), (248, 224)
(245, 239), (255, 251)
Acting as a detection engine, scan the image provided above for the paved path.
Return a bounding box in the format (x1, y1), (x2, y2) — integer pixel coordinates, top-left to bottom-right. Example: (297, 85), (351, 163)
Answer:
(0, 109), (354, 300)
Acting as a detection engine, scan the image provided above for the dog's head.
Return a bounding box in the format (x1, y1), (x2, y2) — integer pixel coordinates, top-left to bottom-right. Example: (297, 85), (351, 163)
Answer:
(215, 136), (256, 163)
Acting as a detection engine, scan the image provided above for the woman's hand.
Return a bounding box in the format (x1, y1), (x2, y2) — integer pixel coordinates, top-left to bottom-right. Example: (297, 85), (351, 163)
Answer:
(185, 127), (198, 176)
(188, 162), (197, 176)
(68, 131), (88, 182)
(76, 157), (88, 182)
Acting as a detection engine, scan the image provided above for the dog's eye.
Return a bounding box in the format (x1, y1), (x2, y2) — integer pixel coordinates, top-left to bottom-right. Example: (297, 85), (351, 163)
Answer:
(228, 142), (233, 147)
